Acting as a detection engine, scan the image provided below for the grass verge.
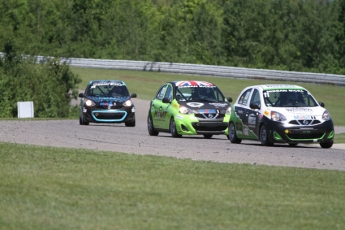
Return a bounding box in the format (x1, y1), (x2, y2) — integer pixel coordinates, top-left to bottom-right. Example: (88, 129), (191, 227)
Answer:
(1, 142), (344, 230)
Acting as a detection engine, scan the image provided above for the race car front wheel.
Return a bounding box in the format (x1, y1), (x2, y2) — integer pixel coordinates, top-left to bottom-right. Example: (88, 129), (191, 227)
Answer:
(79, 115), (89, 125)
(320, 141), (333, 148)
(170, 118), (182, 138)
(203, 134), (213, 139)
(259, 124), (273, 146)
(125, 115), (136, 127)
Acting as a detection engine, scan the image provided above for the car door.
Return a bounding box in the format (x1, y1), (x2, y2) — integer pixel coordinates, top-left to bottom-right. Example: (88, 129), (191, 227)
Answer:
(160, 84), (174, 129)
(151, 84), (168, 129)
(233, 88), (252, 137)
(245, 88), (261, 139)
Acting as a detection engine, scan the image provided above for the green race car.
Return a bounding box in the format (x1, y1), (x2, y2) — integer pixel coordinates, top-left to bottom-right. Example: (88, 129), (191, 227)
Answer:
(147, 80), (232, 138)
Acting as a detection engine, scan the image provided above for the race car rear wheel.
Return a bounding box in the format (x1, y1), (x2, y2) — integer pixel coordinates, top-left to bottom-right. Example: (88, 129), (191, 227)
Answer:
(203, 134), (213, 139)
(147, 114), (159, 136)
(170, 118), (182, 138)
(259, 124), (273, 146)
(229, 122), (241, 144)
(320, 141), (333, 148)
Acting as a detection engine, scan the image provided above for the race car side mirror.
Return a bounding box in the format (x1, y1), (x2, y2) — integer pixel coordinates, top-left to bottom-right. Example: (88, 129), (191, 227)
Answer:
(226, 97), (233, 103)
(250, 103), (260, 110)
(319, 102), (325, 107)
(162, 97), (171, 103)
(78, 93), (84, 98)
(131, 93), (137, 98)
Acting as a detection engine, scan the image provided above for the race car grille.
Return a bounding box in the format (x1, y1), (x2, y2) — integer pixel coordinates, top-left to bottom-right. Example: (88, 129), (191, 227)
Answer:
(194, 113), (224, 119)
(91, 111), (127, 121)
(192, 122), (227, 132)
(194, 109), (225, 120)
(289, 120), (321, 125)
(287, 133), (324, 139)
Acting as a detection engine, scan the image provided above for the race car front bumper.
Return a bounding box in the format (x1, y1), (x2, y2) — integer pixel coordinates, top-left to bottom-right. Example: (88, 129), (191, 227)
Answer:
(267, 119), (334, 144)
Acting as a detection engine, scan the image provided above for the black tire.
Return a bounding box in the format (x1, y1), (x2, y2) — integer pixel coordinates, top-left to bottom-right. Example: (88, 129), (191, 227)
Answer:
(259, 124), (273, 146)
(79, 115), (89, 125)
(170, 118), (182, 138)
(203, 134), (213, 139)
(228, 122), (242, 144)
(320, 142), (333, 148)
(147, 114), (159, 136)
(125, 116), (136, 127)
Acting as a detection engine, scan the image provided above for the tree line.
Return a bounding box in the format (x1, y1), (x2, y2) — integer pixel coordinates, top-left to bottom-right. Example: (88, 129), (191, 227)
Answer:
(1, 0), (345, 118)
(0, 0), (344, 74)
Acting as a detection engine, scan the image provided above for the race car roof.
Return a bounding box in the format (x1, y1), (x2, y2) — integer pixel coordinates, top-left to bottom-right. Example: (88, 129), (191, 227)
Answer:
(257, 84), (306, 90)
(172, 80), (215, 87)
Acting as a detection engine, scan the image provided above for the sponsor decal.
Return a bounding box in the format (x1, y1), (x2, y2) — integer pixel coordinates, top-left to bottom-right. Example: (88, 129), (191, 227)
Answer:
(248, 115), (256, 126)
(154, 110), (167, 119)
(175, 115), (184, 119)
(237, 109), (244, 114)
(199, 109), (216, 114)
(209, 103), (229, 107)
(286, 108), (312, 112)
(264, 110), (270, 116)
(264, 84), (299, 88)
(187, 102), (204, 107)
(91, 82), (123, 88)
(100, 102), (112, 106)
(243, 127), (249, 136)
(293, 115), (316, 120)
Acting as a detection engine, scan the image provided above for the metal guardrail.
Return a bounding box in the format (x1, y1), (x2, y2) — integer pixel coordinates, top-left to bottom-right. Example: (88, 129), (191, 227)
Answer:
(2, 52), (345, 86)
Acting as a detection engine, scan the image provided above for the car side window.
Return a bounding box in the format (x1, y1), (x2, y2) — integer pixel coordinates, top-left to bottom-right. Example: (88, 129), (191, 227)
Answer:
(250, 89), (261, 106)
(238, 89), (252, 106)
(156, 85), (167, 100)
(165, 85), (173, 101)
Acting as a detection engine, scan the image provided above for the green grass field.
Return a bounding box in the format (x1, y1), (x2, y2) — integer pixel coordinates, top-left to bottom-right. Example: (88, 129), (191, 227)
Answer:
(71, 67), (345, 126)
(1, 67), (344, 229)
(1, 142), (345, 230)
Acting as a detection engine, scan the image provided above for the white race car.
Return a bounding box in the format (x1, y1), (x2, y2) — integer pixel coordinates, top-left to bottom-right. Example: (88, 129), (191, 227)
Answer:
(226, 84), (334, 148)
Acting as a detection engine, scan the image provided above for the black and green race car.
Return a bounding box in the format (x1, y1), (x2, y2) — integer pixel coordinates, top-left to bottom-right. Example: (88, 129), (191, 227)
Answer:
(226, 84), (334, 148)
(147, 80), (233, 138)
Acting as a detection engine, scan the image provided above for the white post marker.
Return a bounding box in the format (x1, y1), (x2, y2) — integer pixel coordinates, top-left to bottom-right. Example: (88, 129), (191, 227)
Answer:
(17, 101), (34, 118)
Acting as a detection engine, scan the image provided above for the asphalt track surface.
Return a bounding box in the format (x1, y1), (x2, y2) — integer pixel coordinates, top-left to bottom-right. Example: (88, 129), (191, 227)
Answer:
(1, 98), (345, 171)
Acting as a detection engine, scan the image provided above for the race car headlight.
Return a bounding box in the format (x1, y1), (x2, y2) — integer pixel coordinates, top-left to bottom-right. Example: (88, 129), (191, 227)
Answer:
(85, 99), (95, 107)
(322, 110), (331, 121)
(226, 106), (232, 115)
(271, 111), (286, 121)
(179, 105), (192, 114)
(123, 100), (133, 107)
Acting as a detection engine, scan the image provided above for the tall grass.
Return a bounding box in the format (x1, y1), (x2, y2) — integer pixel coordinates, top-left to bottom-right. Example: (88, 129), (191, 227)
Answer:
(1, 142), (344, 230)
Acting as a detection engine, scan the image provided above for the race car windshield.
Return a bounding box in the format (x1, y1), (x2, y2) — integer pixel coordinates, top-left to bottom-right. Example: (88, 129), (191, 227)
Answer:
(176, 86), (224, 102)
(87, 84), (130, 97)
(263, 89), (318, 107)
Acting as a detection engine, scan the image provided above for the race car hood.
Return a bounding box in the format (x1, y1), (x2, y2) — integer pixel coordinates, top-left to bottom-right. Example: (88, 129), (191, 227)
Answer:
(87, 95), (131, 103)
(179, 101), (230, 112)
(265, 106), (328, 120)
